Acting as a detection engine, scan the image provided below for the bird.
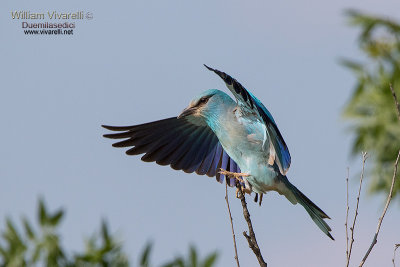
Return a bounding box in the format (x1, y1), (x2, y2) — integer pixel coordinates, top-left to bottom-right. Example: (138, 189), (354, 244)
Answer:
(102, 65), (334, 240)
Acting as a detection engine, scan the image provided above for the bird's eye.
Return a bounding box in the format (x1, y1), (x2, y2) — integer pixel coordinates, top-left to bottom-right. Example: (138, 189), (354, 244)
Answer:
(198, 97), (209, 105)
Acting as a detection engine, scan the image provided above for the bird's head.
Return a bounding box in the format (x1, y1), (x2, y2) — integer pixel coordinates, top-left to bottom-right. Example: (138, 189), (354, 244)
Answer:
(177, 89), (228, 121)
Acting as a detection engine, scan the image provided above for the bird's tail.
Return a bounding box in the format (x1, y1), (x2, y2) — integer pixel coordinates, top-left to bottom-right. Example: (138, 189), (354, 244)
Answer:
(279, 176), (334, 240)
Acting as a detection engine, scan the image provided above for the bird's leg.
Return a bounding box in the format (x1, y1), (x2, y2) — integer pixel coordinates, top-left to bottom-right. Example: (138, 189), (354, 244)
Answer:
(254, 193), (258, 203)
(259, 193), (263, 206)
(219, 169), (249, 183)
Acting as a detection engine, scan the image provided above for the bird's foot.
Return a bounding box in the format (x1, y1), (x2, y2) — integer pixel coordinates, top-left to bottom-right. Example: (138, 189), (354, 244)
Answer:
(218, 169), (249, 184)
(235, 186), (252, 198)
(219, 169), (251, 197)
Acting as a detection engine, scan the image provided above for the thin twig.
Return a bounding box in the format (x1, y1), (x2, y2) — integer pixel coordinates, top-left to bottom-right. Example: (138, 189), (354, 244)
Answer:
(347, 152), (368, 267)
(390, 84), (400, 267)
(393, 244), (400, 267)
(358, 85), (400, 266)
(225, 182), (240, 267)
(345, 167), (350, 262)
(236, 183), (267, 267)
(390, 84), (400, 122)
(359, 150), (400, 267)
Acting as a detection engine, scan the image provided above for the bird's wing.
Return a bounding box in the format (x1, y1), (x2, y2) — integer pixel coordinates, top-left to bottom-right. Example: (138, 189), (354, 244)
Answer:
(204, 65), (291, 175)
(102, 117), (241, 186)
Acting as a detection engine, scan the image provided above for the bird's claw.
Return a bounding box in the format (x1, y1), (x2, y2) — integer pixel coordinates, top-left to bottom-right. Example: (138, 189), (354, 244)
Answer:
(235, 186), (252, 198)
(219, 169), (251, 197)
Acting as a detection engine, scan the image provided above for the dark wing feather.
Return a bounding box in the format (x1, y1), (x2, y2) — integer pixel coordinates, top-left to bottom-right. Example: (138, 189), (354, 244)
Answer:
(102, 117), (241, 186)
(204, 64), (291, 175)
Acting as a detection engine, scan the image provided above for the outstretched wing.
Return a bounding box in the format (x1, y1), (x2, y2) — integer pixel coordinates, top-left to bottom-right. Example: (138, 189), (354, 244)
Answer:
(102, 117), (240, 186)
(204, 64), (291, 175)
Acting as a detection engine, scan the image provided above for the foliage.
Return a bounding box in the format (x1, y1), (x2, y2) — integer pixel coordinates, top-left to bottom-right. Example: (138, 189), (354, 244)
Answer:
(0, 198), (73, 267)
(342, 10), (400, 198)
(161, 246), (218, 267)
(137, 243), (218, 267)
(0, 199), (218, 267)
(74, 220), (129, 267)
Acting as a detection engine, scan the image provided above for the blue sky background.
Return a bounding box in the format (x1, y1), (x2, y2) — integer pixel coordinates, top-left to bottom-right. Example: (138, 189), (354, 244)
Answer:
(1, 0), (399, 266)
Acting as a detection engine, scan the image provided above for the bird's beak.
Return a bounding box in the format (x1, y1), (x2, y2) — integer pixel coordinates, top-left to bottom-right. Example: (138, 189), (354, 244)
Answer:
(177, 106), (196, 119)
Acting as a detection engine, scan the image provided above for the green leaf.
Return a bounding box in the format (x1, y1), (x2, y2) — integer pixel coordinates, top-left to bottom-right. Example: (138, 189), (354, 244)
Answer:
(100, 220), (110, 244)
(139, 242), (152, 267)
(339, 58), (364, 73)
(38, 198), (47, 226)
(48, 210), (64, 227)
(202, 252), (218, 267)
(22, 217), (35, 240)
(189, 246), (197, 267)
(32, 245), (42, 263)
(162, 257), (185, 267)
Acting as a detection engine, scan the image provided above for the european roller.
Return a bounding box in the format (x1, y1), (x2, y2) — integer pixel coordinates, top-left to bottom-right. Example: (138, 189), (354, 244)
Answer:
(102, 65), (333, 240)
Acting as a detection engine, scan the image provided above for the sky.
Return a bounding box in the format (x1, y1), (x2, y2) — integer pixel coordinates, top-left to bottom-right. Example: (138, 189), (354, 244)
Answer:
(1, 0), (400, 266)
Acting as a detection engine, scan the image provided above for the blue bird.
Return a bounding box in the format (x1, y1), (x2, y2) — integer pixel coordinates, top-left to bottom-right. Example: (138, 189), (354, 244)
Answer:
(102, 65), (333, 240)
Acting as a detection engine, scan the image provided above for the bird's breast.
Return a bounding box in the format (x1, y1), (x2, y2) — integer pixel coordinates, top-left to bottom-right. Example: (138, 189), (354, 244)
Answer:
(215, 113), (279, 192)
(218, 113), (270, 166)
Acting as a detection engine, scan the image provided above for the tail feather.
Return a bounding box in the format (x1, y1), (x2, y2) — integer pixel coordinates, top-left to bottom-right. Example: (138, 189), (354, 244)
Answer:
(280, 177), (334, 240)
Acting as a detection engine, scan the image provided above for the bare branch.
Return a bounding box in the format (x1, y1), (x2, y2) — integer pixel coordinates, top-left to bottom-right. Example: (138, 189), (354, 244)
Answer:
(347, 152), (368, 267)
(359, 150), (400, 266)
(225, 182), (240, 267)
(390, 84), (400, 122)
(345, 167), (350, 262)
(393, 244), (400, 267)
(358, 85), (400, 266)
(236, 184), (267, 267)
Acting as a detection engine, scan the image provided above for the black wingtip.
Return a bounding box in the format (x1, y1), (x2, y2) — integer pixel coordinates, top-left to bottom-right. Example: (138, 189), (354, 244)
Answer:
(204, 64), (225, 80)
(103, 133), (116, 139)
(102, 125), (125, 131)
(102, 124), (136, 131)
(203, 64), (214, 72)
(328, 232), (335, 241)
(102, 125), (116, 130)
